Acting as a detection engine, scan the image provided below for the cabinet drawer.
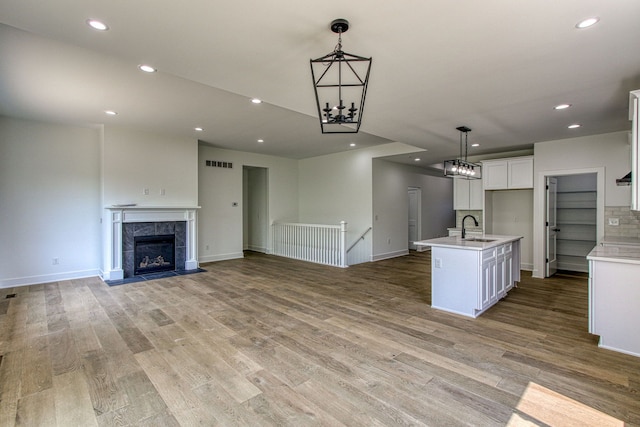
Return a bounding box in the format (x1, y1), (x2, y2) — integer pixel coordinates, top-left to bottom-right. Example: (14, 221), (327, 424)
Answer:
(483, 248), (497, 260)
(504, 243), (512, 253)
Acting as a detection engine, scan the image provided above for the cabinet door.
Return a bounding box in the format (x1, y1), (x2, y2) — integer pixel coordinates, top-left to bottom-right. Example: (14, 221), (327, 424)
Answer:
(508, 157), (534, 189)
(453, 178), (470, 210)
(483, 161), (508, 190)
(503, 250), (513, 292)
(480, 257), (496, 310)
(496, 254), (506, 298)
(469, 178), (483, 209)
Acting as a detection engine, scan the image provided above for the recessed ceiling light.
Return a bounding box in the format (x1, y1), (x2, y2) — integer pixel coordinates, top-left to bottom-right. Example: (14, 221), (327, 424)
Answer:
(138, 64), (156, 73)
(576, 17), (599, 29)
(471, 143), (480, 147)
(104, 110), (117, 115)
(87, 19), (109, 31)
(251, 98), (262, 104)
(350, 143), (356, 147)
(194, 127), (203, 131)
(554, 103), (571, 110)
(414, 158), (421, 162)
(568, 123), (581, 129)
(257, 139), (264, 143)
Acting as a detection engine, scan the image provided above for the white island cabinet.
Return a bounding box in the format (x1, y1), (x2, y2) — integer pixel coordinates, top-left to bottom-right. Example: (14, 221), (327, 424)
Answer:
(415, 235), (522, 318)
(587, 240), (640, 357)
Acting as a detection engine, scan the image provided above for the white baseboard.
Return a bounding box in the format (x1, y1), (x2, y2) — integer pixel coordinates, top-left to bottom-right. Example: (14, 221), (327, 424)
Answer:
(371, 249), (409, 262)
(0, 269), (102, 289)
(520, 263), (534, 271)
(199, 252), (244, 264)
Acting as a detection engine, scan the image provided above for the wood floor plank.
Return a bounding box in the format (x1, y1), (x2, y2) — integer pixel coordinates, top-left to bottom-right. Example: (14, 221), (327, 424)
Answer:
(81, 349), (129, 416)
(15, 387), (56, 426)
(53, 369), (99, 427)
(20, 335), (52, 397)
(0, 349), (24, 427)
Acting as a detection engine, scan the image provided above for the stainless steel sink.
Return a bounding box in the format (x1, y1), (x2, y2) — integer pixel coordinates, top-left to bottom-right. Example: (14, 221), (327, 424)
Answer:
(463, 237), (496, 242)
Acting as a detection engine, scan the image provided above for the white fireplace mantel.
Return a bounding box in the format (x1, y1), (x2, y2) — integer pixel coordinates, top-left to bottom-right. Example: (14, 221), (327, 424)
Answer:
(102, 206), (200, 281)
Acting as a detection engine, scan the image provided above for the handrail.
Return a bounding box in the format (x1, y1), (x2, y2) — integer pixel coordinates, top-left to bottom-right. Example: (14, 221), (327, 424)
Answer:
(347, 226), (372, 253)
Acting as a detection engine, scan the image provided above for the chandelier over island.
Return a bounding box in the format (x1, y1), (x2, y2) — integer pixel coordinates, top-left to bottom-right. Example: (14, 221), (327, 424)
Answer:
(444, 126), (482, 179)
(310, 19), (372, 134)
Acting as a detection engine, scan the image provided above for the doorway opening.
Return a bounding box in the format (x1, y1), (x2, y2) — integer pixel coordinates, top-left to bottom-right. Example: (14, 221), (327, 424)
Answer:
(408, 187), (422, 250)
(545, 171), (600, 277)
(243, 166), (269, 253)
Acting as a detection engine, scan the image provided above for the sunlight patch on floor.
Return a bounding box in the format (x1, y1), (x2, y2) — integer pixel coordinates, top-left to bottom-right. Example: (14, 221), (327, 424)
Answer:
(508, 382), (623, 427)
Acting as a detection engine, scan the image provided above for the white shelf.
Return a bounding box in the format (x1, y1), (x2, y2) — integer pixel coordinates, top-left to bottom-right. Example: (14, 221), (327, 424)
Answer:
(555, 183), (597, 272)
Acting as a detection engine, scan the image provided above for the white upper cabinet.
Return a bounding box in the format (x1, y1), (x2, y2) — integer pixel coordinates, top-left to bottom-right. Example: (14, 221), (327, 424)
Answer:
(631, 90), (640, 210)
(482, 156), (533, 190)
(453, 178), (483, 210)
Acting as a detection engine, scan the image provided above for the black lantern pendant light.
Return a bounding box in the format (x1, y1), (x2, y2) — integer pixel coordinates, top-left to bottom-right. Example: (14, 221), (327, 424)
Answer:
(310, 19), (372, 134)
(444, 126), (482, 179)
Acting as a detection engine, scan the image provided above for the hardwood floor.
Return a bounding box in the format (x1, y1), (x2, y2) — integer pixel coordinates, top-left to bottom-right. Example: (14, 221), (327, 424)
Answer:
(1, 251), (638, 426)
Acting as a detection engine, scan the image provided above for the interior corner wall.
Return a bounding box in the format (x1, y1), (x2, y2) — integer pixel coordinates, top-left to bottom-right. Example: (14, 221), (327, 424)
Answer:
(372, 159), (455, 260)
(532, 131), (631, 277)
(297, 142), (420, 260)
(102, 126), (198, 206)
(198, 145), (298, 263)
(0, 116), (102, 287)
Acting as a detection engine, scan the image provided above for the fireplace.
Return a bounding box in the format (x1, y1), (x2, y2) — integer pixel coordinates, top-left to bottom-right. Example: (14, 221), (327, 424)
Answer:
(122, 221), (187, 278)
(134, 234), (176, 275)
(103, 207), (199, 281)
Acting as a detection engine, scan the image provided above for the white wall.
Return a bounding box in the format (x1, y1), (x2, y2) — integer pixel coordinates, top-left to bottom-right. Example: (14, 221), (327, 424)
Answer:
(0, 116), (102, 287)
(102, 126), (198, 206)
(488, 190), (534, 270)
(532, 131), (630, 277)
(373, 159), (455, 260)
(198, 145), (298, 263)
(298, 142), (419, 259)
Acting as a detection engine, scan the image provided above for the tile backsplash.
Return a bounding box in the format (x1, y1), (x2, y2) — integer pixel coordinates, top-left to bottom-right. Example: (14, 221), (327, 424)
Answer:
(455, 210), (483, 230)
(605, 206), (640, 238)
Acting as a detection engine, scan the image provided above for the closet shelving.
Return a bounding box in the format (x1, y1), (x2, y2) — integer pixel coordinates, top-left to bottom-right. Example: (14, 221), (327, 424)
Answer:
(556, 187), (596, 272)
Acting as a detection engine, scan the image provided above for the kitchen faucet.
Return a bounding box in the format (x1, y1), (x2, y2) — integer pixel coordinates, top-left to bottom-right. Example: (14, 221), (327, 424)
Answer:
(461, 214), (479, 239)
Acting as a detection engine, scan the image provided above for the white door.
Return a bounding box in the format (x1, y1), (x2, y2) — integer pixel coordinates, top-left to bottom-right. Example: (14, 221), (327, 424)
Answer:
(408, 188), (421, 250)
(546, 177), (558, 277)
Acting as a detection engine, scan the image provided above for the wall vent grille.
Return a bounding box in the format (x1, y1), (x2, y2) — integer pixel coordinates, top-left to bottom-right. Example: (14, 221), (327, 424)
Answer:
(206, 160), (233, 169)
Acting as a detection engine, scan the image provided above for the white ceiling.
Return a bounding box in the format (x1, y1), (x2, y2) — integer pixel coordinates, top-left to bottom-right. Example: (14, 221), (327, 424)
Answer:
(1, 1), (639, 163)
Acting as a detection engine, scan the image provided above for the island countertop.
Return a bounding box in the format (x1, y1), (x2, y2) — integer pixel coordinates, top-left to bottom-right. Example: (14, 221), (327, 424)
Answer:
(414, 235), (523, 251)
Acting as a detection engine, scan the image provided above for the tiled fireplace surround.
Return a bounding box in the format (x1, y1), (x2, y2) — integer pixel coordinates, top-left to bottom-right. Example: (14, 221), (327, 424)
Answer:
(102, 207), (199, 281)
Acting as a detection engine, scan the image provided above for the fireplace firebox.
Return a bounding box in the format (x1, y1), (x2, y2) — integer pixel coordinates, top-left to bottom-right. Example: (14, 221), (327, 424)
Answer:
(134, 234), (176, 275)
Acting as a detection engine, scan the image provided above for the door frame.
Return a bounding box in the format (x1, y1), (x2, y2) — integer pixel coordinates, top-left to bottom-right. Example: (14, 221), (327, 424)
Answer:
(545, 177), (558, 277)
(242, 166), (269, 253)
(533, 167), (604, 278)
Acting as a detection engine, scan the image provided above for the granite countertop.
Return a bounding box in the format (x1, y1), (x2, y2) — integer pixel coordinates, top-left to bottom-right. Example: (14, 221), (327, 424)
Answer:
(414, 235), (522, 251)
(587, 244), (640, 265)
(599, 236), (640, 247)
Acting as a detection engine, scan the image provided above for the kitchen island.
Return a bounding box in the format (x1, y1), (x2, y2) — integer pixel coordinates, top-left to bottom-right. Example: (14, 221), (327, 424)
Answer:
(415, 235), (522, 318)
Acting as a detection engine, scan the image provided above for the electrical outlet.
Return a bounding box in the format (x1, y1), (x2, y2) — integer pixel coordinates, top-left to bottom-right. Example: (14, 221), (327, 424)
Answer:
(52, 257), (59, 265)
(205, 244), (210, 250)
(143, 188), (150, 195)
(434, 258), (442, 268)
(160, 188), (166, 196)
(608, 218), (619, 226)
